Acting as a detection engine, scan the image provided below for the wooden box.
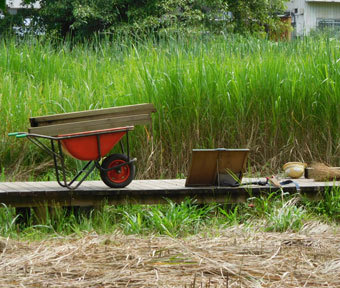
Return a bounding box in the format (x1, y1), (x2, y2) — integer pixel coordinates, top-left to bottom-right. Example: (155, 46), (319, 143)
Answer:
(185, 148), (250, 187)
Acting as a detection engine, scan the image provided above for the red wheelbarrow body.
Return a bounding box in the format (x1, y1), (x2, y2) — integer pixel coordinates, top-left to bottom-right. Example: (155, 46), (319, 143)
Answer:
(60, 127), (128, 161)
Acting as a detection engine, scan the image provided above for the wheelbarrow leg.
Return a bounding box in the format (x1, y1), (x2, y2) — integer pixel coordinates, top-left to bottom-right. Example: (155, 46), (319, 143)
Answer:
(120, 141), (125, 154)
(51, 139), (67, 188)
(51, 140), (96, 190)
(126, 130), (130, 161)
(68, 161), (94, 186)
(69, 162), (96, 190)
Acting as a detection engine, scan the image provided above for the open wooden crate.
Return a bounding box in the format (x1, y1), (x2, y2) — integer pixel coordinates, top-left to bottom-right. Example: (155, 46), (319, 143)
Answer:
(185, 148), (250, 187)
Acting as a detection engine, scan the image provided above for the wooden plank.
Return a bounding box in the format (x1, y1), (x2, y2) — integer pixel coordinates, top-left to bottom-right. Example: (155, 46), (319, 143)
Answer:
(30, 103), (156, 127)
(161, 179), (187, 188)
(125, 181), (160, 190)
(35, 181), (64, 191)
(138, 180), (177, 190)
(127, 183), (153, 190)
(217, 150), (249, 174)
(185, 150), (218, 187)
(29, 114), (151, 136)
(7, 182), (37, 192)
(0, 179), (338, 208)
(148, 179), (188, 190)
(0, 183), (20, 192)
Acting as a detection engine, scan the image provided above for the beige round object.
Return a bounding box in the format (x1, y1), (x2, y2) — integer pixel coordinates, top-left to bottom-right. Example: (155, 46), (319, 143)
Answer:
(283, 162), (307, 179)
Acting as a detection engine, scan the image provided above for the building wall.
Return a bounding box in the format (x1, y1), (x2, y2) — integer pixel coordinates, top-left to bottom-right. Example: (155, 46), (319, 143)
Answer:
(286, 0), (340, 35)
(6, 0), (40, 14)
(7, 0), (40, 9)
(306, 2), (340, 32)
(286, 0), (307, 36)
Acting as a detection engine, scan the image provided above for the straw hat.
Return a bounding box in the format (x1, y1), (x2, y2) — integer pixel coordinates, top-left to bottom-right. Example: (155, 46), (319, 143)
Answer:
(283, 162), (307, 179)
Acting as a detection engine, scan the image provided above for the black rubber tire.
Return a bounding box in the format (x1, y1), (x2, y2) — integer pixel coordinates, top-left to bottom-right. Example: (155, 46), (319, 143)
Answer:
(100, 154), (135, 188)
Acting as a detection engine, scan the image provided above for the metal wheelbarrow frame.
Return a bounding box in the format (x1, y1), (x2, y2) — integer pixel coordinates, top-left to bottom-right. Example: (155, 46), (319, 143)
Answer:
(9, 126), (136, 190)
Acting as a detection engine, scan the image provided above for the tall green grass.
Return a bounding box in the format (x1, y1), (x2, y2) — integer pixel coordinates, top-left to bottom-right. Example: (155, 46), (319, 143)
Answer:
(0, 34), (339, 179)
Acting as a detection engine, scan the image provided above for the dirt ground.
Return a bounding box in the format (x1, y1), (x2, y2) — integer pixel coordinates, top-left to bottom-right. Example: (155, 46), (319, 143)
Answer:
(0, 222), (339, 287)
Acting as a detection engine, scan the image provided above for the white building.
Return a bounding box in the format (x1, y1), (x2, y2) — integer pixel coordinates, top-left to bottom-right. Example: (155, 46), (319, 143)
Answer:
(286, 0), (340, 36)
(6, 0), (40, 15)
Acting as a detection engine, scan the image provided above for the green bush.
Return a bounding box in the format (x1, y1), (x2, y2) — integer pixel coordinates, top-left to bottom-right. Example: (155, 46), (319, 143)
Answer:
(17, 0), (288, 38)
(28, 0), (230, 39)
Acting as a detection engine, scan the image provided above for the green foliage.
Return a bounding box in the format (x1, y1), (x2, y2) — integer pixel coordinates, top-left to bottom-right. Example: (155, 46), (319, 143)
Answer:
(0, 0), (5, 10)
(0, 204), (18, 237)
(25, 0), (230, 38)
(38, 0), (75, 38)
(119, 199), (216, 237)
(21, 0), (288, 38)
(227, 0), (287, 34)
(248, 192), (282, 218)
(218, 205), (240, 225)
(1, 189), (340, 240)
(219, 192), (308, 232)
(303, 187), (340, 222)
(1, 200), (217, 239)
(0, 7), (39, 36)
(264, 198), (306, 232)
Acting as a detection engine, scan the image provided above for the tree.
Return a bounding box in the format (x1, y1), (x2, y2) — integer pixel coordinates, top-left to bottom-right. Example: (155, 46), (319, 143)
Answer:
(0, 0), (5, 10)
(30, 0), (229, 38)
(227, 0), (288, 34)
(23, 0), (288, 38)
(0, 0), (39, 36)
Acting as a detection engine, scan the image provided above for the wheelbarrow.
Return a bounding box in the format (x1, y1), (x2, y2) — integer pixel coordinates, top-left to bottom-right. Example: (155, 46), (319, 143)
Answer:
(9, 126), (136, 190)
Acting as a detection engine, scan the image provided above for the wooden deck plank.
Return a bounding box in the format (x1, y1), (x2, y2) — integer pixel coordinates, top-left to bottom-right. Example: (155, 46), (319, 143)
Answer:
(161, 179), (186, 187)
(8, 182), (40, 192)
(35, 182), (63, 191)
(0, 179), (338, 208)
(125, 181), (159, 190)
(0, 183), (21, 192)
(131, 180), (180, 190)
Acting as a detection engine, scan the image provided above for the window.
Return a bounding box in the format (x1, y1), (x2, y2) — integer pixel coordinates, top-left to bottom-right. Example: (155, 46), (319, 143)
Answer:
(317, 19), (340, 29)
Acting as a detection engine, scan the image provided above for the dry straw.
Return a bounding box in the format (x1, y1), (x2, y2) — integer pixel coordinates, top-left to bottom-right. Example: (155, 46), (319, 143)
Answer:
(0, 222), (339, 287)
(309, 163), (340, 182)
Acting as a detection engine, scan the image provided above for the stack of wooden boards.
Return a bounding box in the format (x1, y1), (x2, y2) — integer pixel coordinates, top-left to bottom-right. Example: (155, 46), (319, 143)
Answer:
(28, 103), (156, 136)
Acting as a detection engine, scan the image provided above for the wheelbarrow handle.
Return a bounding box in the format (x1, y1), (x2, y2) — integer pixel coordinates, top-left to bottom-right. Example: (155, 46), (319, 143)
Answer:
(16, 134), (27, 138)
(8, 132), (21, 136)
(8, 132), (28, 137)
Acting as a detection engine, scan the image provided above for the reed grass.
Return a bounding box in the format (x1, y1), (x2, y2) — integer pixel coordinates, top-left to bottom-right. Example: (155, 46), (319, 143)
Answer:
(0, 34), (339, 179)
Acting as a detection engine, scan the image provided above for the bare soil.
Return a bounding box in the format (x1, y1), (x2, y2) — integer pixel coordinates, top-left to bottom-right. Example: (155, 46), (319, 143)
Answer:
(0, 222), (339, 287)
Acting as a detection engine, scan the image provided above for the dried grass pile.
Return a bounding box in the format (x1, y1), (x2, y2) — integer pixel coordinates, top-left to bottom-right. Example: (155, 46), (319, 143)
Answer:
(0, 222), (339, 287)
(309, 163), (340, 181)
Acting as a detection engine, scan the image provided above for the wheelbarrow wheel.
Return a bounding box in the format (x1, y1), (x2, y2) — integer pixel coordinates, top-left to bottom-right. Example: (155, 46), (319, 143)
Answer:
(100, 153), (135, 188)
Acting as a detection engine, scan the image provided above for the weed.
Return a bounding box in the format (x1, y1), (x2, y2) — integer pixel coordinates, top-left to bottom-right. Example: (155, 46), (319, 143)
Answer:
(264, 198), (307, 232)
(303, 186), (340, 222)
(0, 204), (19, 237)
(1, 190), (340, 240)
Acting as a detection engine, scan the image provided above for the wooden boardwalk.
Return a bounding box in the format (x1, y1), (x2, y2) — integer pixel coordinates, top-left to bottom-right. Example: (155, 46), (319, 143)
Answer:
(0, 178), (338, 207)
